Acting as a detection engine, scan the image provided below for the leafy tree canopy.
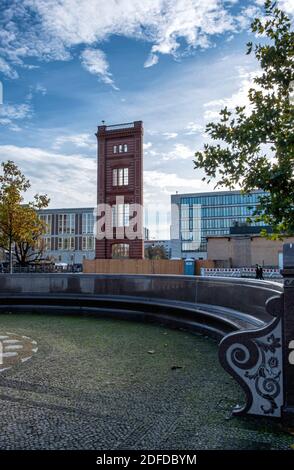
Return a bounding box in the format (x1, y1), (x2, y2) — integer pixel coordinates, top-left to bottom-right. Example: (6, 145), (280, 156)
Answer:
(0, 160), (50, 269)
(194, 0), (294, 238)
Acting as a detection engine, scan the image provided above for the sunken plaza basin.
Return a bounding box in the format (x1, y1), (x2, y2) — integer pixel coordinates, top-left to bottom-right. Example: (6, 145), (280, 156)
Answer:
(0, 272), (293, 449)
(0, 313), (293, 450)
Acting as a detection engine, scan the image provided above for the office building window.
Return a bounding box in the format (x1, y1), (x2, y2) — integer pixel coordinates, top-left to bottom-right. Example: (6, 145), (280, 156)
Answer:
(178, 191), (267, 253)
(58, 237), (75, 250)
(82, 236), (94, 251)
(180, 203), (201, 251)
(112, 168), (128, 186)
(112, 243), (129, 258)
(82, 212), (94, 234)
(123, 144), (128, 152)
(58, 214), (75, 234)
(113, 145), (117, 153)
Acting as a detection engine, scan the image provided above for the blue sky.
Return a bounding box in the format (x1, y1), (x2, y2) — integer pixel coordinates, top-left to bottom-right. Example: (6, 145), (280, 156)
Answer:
(0, 0), (293, 237)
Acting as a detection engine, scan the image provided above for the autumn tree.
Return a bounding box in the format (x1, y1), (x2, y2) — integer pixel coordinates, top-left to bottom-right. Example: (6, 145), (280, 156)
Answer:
(0, 160), (50, 272)
(194, 0), (294, 237)
(13, 204), (50, 267)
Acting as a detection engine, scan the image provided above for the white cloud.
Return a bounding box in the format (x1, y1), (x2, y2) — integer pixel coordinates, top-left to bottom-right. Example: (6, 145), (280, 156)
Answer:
(26, 83), (47, 101)
(53, 133), (96, 150)
(144, 169), (208, 193)
(235, 5), (261, 30)
(0, 145), (96, 208)
(143, 142), (153, 150)
(226, 34), (234, 42)
(0, 0), (264, 81)
(0, 103), (32, 120)
(185, 121), (203, 134)
(203, 67), (260, 120)
(0, 103), (32, 130)
(0, 58), (19, 79)
(162, 143), (194, 161)
(35, 84), (47, 95)
(29, 0), (236, 56)
(255, 0), (294, 15)
(144, 53), (159, 68)
(162, 132), (178, 139)
(277, 0), (294, 14)
(80, 48), (118, 89)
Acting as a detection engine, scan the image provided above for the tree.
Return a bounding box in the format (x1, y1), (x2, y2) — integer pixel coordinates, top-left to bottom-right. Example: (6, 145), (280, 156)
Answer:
(194, 0), (294, 237)
(0, 160), (50, 272)
(13, 206), (50, 267)
(145, 244), (167, 259)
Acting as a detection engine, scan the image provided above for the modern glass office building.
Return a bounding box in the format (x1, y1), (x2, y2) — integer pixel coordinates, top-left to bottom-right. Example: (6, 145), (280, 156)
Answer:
(170, 190), (267, 259)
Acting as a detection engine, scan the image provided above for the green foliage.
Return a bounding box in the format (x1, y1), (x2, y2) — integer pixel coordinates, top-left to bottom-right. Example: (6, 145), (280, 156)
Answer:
(194, 0), (294, 237)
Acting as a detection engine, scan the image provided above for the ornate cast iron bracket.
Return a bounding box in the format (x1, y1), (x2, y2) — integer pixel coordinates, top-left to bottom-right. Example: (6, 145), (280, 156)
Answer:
(219, 295), (284, 418)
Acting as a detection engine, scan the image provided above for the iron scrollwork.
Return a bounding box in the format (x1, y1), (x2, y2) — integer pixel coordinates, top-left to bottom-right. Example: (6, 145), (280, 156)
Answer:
(219, 295), (284, 417)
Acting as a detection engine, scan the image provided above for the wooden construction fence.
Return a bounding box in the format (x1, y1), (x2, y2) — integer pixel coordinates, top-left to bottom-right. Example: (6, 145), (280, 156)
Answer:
(84, 259), (184, 275)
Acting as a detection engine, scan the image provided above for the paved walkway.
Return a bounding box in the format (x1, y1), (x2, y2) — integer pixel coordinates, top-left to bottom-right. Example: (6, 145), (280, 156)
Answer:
(0, 314), (292, 450)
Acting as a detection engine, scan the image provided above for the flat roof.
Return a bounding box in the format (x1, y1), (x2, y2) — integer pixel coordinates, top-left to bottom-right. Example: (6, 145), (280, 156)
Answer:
(171, 189), (264, 199)
(38, 207), (95, 213)
(206, 234), (260, 239)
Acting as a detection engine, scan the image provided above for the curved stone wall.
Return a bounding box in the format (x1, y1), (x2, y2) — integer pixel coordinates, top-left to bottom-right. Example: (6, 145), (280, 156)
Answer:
(0, 274), (282, 337)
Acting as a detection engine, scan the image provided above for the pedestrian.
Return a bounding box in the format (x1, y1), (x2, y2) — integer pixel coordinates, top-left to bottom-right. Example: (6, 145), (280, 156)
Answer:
(255, 264), (260, 279)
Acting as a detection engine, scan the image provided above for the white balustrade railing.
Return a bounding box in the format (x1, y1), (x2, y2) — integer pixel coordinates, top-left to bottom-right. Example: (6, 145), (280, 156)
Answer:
(200, 267), (282, 279)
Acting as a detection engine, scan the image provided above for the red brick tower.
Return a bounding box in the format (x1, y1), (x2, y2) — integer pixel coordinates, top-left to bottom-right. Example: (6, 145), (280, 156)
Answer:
(95, 121), (144, 259)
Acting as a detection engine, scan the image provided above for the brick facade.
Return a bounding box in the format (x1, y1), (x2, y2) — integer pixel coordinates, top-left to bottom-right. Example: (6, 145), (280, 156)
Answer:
(95, 121), (144, 259)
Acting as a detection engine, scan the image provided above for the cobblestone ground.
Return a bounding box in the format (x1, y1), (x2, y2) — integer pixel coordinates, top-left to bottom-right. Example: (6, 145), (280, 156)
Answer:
(0, 313), (293, 450)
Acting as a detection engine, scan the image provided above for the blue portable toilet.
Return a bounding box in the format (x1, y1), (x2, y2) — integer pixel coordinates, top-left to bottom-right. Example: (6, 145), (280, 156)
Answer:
(184, 258), (195, 275)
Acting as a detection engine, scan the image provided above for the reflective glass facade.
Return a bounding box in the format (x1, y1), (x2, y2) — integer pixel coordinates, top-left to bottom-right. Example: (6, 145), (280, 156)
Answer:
(171, 190), (266, 255)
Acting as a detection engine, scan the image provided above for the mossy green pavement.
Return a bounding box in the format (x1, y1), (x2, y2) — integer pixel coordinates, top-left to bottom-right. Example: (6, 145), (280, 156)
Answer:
(0, 313), (293, 450)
